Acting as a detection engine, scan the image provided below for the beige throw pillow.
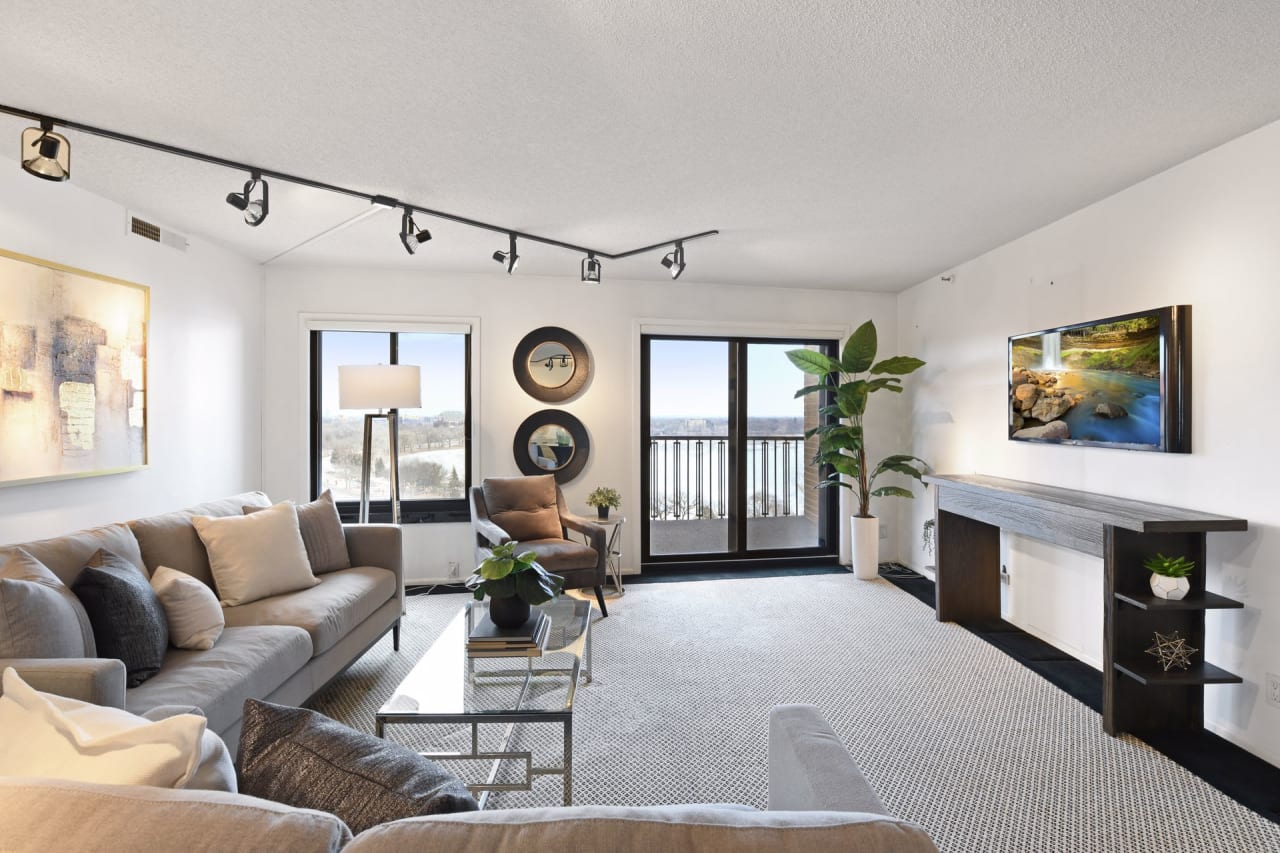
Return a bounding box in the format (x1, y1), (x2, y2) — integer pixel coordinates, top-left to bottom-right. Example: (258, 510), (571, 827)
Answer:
(243, 491), (351, 574)
(150, 566), (225, 650)
(192, 502), (318, 607)
(0, 667), (206, 788)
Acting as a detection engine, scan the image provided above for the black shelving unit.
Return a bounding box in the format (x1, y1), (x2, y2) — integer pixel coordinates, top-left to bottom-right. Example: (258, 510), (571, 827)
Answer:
(1105, 527), (1247, 734)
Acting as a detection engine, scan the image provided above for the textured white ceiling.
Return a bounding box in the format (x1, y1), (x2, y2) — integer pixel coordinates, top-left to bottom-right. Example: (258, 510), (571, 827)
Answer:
(2, 1), (1279, 291)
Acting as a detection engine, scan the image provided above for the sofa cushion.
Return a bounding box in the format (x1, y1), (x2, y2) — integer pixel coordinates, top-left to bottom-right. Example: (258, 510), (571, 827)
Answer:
(244, 491), (351, 574)
(237, 700), (477, 835)
(0, 549), (95, 658)
(482, 475), (563, 542)
(126, 625), (312, 735)
(0, 522), (145, 590)
(0, 778), (353, 852)
(129, 492), (272, 587)
(222, 567), (396, 656)
(72, 550), (169, 687)
(150, 566), (225, 651)
(342, 805), (939, 853)
(0, 667), (206, 788)
(193, 502), (319, 606)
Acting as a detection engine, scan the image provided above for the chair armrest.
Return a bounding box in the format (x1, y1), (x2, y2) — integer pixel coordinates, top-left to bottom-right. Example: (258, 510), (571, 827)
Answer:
(768, 704), (888, 814)
(561, 514), (606, 545)
(473, 518), (512, 548)
(0, 658), (127, 709)
(344, 524), (404, 614)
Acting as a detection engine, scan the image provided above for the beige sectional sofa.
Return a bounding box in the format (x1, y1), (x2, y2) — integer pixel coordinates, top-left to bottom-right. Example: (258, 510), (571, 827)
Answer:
(0, 705), (938, 851)
(0, 491), (403, 752)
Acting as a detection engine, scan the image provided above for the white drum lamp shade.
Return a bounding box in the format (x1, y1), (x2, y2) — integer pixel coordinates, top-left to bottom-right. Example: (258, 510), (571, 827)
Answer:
(338, 365), (421, 410)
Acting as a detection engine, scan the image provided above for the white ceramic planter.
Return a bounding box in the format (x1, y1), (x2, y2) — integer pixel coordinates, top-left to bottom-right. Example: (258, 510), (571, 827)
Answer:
(1149, 573), (1190, 600)
(851, 516), (880, 580)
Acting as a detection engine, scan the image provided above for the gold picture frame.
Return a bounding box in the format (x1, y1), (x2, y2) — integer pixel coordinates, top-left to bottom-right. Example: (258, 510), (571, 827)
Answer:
(0, 248), (149, 487)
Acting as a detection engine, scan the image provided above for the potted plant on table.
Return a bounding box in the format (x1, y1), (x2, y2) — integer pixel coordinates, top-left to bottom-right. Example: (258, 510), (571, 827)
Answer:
(787, 320), (930, 580)
(586, 486), (622, 520)
(466, 542), (565, 627)
(1145, 552), (1194, 600)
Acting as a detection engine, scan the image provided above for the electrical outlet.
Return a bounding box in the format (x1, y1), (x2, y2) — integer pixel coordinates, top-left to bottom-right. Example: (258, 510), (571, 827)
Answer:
(1000, 564), (1011, 585)
(878, 522), (888, 540)
(1267, 673), (1280, 709)
(447, 561), (460, 579)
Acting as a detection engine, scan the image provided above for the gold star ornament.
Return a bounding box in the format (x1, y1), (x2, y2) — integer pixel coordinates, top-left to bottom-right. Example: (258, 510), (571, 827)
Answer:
(1145, 631), (1198, 672)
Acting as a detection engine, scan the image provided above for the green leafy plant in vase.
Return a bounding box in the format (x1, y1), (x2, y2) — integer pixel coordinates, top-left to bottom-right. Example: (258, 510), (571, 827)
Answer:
(466, 542), (565, 627)
(586, 486), (622, 520)
(1144, 552), (1194, 600)
(787, 320), (929, 580)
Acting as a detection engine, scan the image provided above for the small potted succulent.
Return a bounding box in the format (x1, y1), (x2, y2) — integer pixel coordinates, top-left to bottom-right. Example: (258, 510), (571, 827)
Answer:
(586, 486), (622, 521)
(1145, 552), (1194, 600)
(466, 542), (565, 627)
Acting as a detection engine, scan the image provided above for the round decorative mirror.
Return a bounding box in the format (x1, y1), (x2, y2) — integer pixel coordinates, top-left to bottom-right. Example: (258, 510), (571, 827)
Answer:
(527, 341), (576, 389)
(513, 327), (590, 402)
(513, 410), (590, 483)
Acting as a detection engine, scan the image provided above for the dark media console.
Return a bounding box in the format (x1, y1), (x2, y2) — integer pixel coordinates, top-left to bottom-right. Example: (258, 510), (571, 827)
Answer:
(925, 473), (1247, 736)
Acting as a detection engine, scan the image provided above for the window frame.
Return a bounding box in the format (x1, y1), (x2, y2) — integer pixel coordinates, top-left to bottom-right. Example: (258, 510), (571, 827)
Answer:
(309, 327), (473, 524)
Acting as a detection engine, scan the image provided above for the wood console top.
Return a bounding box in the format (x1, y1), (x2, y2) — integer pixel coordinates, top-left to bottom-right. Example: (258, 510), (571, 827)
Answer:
(924, 474), (1247, 535)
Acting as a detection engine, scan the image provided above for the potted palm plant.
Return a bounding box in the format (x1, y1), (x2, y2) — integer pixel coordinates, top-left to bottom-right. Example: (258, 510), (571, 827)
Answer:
(788, 320), (929, 579)
(466, 542), (565, 627)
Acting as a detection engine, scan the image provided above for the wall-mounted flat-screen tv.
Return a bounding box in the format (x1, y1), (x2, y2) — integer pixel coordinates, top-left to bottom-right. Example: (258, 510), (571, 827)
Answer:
(1008, 305), (1191, 453)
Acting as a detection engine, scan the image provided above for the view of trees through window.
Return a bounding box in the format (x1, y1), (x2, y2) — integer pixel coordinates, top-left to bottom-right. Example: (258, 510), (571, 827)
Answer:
(315, 330), (468, 507)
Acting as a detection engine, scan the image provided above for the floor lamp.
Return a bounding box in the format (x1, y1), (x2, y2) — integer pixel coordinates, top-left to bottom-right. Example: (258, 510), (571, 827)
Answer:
(338, 364), (421, 524)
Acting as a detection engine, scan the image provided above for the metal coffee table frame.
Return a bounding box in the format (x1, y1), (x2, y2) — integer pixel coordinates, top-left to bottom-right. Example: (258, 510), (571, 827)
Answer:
(375, 598), (592, 808)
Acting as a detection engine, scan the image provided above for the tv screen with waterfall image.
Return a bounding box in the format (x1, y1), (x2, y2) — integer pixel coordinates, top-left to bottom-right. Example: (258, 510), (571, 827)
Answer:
(1008, 306), (1191, 453)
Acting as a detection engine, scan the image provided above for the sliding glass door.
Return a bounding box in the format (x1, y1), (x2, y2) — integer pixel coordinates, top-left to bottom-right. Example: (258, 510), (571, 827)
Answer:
(641, 335), (838, 566)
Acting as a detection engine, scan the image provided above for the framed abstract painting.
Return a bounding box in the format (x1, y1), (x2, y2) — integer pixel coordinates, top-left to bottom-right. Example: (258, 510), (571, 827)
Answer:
(0, 248), (148, 486)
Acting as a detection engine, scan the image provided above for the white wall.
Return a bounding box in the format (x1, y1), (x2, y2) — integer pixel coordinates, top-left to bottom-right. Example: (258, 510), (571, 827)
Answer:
(0, 169), (265, 544)
(897, 118), (1280, 765)
(261, 268), (902, 583)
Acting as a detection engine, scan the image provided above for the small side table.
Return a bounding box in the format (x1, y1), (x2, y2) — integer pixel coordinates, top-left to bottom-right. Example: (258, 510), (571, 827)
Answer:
(592, 516), (626, 596)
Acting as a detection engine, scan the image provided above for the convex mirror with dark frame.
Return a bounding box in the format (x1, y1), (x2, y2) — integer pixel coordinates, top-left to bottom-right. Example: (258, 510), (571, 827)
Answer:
(513, 410), (590, 483)
(513, 326), (590, 402)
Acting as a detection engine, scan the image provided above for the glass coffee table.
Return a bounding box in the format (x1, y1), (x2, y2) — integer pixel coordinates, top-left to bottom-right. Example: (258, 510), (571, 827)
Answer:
(375, 597), (592, 807)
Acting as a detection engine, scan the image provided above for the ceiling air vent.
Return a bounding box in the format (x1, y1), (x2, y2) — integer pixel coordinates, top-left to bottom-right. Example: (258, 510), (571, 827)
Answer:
(127, 212), (189, 251)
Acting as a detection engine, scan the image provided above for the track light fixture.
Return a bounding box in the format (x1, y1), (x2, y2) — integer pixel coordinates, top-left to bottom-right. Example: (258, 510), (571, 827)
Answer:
(661, 241), (686, 280)
(493, 233), (519, 274)
(399, 208), (431, 255)
(225, 172), (269, 226)
(4, 103), (717, 278)
(20, 121), (70, 182)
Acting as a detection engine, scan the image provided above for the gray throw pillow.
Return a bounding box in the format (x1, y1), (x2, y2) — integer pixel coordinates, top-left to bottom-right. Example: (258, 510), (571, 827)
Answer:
(0, 549), (95, 658)
(244, 491), (351, 574)
(71, 550), (169, 687)
(236, 699), (477, 834)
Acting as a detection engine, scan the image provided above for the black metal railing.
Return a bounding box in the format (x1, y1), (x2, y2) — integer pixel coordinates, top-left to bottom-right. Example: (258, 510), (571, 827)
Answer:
(648, 435), (805, 521)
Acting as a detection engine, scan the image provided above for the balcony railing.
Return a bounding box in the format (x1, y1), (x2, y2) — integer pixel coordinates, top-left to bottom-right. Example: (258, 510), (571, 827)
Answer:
(648, 435), (807, 521)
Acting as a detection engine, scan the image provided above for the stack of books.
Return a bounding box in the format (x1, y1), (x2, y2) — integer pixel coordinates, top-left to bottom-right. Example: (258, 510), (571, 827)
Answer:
(467, 608), (550, 658)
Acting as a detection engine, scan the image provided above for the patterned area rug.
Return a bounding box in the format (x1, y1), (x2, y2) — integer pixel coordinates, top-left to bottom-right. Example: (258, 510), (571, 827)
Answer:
(307, 575), (1280, 852)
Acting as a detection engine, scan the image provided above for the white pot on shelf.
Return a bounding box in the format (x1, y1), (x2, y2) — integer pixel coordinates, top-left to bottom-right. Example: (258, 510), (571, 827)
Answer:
(1149, 573), (1190, 600)
(851, 516), (880, 580)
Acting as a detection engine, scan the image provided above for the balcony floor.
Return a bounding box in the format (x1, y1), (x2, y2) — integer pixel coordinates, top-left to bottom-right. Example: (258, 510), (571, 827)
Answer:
(649, 515), (820, 555)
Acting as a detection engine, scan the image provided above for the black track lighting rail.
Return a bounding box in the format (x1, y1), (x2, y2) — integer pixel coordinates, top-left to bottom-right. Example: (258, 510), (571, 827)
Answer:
(0, 102), (719, 262)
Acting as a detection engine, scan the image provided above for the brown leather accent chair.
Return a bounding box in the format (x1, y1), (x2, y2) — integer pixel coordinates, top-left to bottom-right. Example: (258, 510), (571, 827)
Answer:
(470, 474), (609, 617)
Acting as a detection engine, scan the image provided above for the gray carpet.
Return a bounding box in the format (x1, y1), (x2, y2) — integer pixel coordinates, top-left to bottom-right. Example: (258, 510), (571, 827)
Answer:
(307, 575), (1280, 852)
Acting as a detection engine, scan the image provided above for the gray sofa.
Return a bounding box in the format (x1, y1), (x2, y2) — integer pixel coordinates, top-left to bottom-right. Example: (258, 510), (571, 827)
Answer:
(0, 491), (403, 752)
(0, 705), (938, 851)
